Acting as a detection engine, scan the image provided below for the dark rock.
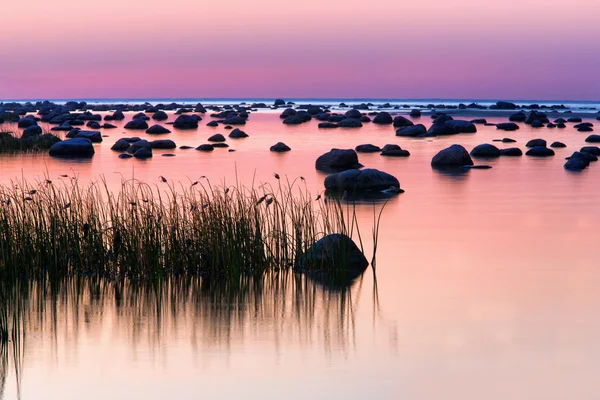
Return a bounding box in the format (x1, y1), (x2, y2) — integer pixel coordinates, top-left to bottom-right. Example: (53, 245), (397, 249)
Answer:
(344, 109), (363, 119)
(86, 121), (101, 129)
(316, 149), (362, 172)
(393, 116), (414, 127)
(395, 124), (426, 137)
(470, 144), (501, 158)
(173, 115), (199, 129)
(17, 117), (37, 128)
(75, 130), (102, 143)
(578, 126), (594, 132)
(274, 99), (286, 106)
(103, 123), (117, 129)
(124, 119), (149, 130)
(509, 112), (527, 122)
(223, 116), (246, 125)
(567, 117), (582, 123)
(372, 112), (393, 124)
(127, 139), (151, 154)
(228, 128), (248, 138)
(380, 144), (410, 157)
(212, 143), (229, 148)
(146, 124), (171, 134)
(118, 153), (133, 159)
(150, 140), (176, 149)
(207, 134), (226, 142)
(22, 125), (42, 138)
(270, 142), (291, 152)
(495, 101), (518, 110)
(445, 120), (477, 133)
(206, 121), (219, 127)
(133, 148), (153, 159)
(279, 108), (296, 119)
(283, 116), (305, 125)
(297, 233), (369, 283)
(499, 147), (523, 156)
(461, 165), (492, 170)
(567, 151), (597, 163)
(550, 142), (566, 148)
(580, 146), (600, 156)
(49, 138), (95, 158)
(470, 119), (487, 124)
(526, 146), (555, 157)
(526, 139), (547, 148)
(196, 144), (214, 152)
(355, 144), (381, 153)
(152, 111), (168, 121)
(111, 139), (131, 151)
(585, 135), (600, 143)
(410, 109), (421, 117)
(132, 112), (150, 120)
(324, 168), (400, 192)
(564, 156), (588, 171)
(337, 119), (363, 128)
(431, 144), (474, 168)
(496, 123), (520, 131)
(318, 122), (338, 129)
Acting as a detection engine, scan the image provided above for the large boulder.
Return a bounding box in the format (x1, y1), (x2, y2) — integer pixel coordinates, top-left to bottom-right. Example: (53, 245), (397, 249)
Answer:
(74, 130), (102, 143)
(229, 128), (248, 138)
(393, 115), (414, 127)
(124, 119), (149, 130)
(344, 109), (363, 119)
(324, 168), (400, 192)
(580, 146), (600, 156)
(380, 144), (410, 157)
(127, 139), (151, 154)
(396, 124), (426, 137)
(296, 233), (369, 283)
(150, 139), (176, 149)
(146, 124), (171, 134)
(337, 118), (363, 128)
(152, 111), (168, 121)
(372, 112), (393, 124)
(496, 122), (519, 131)
(316, 149), (362, 172)
(525, 146), (555, 157)
(270, 142), (291, 152)
(208, 133), (226, 142)
(509, 112), (527, 122)
(445, 120), (477, 133)
(494, 101), (518, 110)
(223, 115), (246, 125)
(49, 138), (95, 158)
(585, 135), (600, 143)
(173, 115), (199, 129)
(470, 144), (501, 158)
(500, 147), (523, 156)
(431, 144), (474, 168)
(526, 139), (547, 148)
(22, 125), (42, 138)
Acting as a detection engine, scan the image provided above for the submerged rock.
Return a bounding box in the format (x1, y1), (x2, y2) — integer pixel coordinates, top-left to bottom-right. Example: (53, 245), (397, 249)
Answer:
(380, 144), (410, 157)
(500, 147), (523, 156)
(124, 119), (149, 130)
(372, 112), (393, 124)
(228, 128), (248, 138)
(550, 141), (566, 148)
(526, 146), (555, 157)
(196, 144), (214, 152)
(270, 142), (291, 152)
(355, 144), (381, 153)
(324, 168), (400, 192)
(49, 138), (95, 158)
(173, 115), (199, 129)
(316, 149), (362, 172)
(496, 122), (520, 131)
(395, 124), (426, 137)
(431, 144), (473, 168)
(207, 133), (226, 142)
(470, 144), (500, 158)
(585, 135), (600, 143)
(146, 124), (171, 134)
(580, 146), (600, 156)
(526, 139), (547, 148)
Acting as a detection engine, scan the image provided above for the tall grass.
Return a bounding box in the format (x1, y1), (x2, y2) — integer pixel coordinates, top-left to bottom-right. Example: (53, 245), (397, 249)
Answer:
(0, 175), (377, 283)
(0, 125), (61, 153)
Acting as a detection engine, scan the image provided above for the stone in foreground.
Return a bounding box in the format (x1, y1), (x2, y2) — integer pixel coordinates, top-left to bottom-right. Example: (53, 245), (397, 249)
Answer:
(49, 138), (95, 158)
(431, 144), (474, 168)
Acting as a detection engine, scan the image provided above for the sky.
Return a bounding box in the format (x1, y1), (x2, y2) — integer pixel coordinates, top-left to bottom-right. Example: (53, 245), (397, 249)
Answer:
(1, 0), (599, 101)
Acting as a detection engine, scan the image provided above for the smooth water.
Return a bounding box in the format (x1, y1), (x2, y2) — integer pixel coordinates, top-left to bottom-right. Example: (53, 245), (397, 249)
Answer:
(1, 110), (600, 399)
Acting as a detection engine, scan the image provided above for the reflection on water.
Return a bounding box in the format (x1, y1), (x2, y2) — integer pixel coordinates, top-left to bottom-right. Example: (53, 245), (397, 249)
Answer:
(0, 273), (376, 399)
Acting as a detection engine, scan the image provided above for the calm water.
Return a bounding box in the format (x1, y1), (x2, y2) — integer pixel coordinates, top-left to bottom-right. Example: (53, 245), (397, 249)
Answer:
(2, 109), (600, 399)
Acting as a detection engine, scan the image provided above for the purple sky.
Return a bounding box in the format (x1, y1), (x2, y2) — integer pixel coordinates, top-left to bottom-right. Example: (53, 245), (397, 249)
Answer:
(1, 0), (599, 100)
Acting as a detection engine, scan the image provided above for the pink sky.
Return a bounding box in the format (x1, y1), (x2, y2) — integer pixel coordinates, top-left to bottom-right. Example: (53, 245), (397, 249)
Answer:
(1, 0), (599, 100)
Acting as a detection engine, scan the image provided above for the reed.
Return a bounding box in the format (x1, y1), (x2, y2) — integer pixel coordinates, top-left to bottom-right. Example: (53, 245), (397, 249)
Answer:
(0, 125), (61, 153)
(0, 175), (379, 283)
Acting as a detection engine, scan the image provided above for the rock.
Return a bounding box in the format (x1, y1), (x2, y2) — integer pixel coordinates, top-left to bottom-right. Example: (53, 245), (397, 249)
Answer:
(228, 128), (248, 138)
(567, 151), (597, 163)
(495, 101), (518, 110)
(179, 146), (194, 150)
(355, 144), (381, 153)
(152, 111), (168, 121)
(207, 134), (226, 142)
(395, 124), (426, 137)
(150, 139), (176, 149)
(426, 122), (455, 136)
(324, 168), (400, 192)
(118, 153), (133, 159)
(133, 148), (152, 159)
(567, 117), (582, 123)
(162, 154), (176, 157)
(445, 120), (477, 133)
(297, 233), (369, 282)
(496, 122), (520, 131)
(49, 138), (95, 158)
(270, 142), (291, 152)
(526, 139), (547, 148)
(580, 146), (600, 156)
(526, 146), (555, 157)
(75, 130), (102, 143)
(132, 112), (150, 120)
(470, 119), (487, 124)
(501, 138), (516, 143)
(196, 144), (214, 152)
(17, 117), (37, 128)
(279, 108), (296, 118)
(274, 99), (286, 106)
(564, 155), (588, 171)
(585, 135), (600, 143)
(337, 119), (363, 128)
(127, 139), (151, 154)
(431, 144), (474, 168)
(111, 139), (131, 151)
(372, 112), (393, 124)
(22, 125), (42, 138)
(380, 144), (410, 157)
(212, 143), (229, 148)
(103, 123), (117, 129)
(223, 116), (246, 125)
(509, 112), (527, 122)
(283, 116), (305, 125)
(146, 124), (171, 134)
(470, 144), (501, 158)
(556, 123), (567, 128)
(499, 147), (523, 156)
(550, 142), (566, 148)
(318, 122), (338, 128)
(531, 120), (544, 128)
(577, 126), (594, 132)
(410, 109), (421, 117)
(344, 109), (363, 119)
(316, 149), (362, 172)
(86, 121), (101, 129)
(393, 116), (414, 127)
(461, 165), (492, 170)
(124, 119), (149, 130)
(206, 121), (219, 127)
(173, 115), (199, 129)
